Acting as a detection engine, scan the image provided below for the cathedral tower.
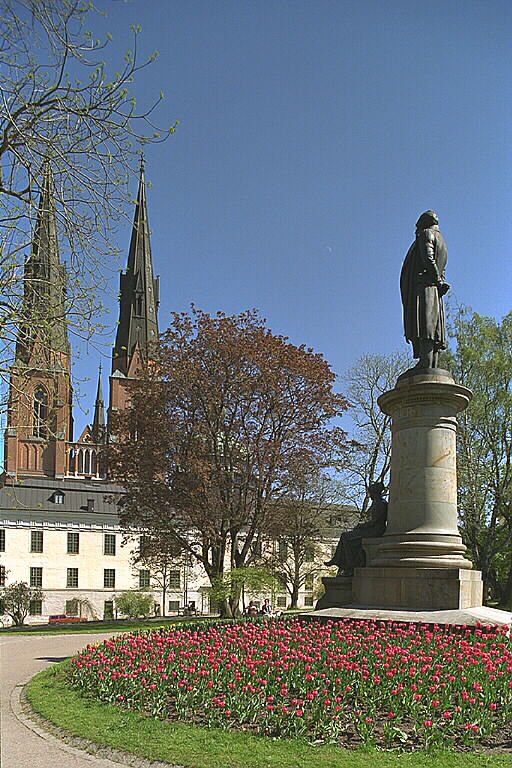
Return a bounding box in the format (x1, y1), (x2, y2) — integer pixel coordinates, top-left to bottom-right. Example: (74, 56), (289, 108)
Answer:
(4, 164), (72, 479)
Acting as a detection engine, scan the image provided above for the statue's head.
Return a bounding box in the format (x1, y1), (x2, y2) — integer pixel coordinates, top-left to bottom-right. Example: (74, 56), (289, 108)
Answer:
(416, 210), (439, 230)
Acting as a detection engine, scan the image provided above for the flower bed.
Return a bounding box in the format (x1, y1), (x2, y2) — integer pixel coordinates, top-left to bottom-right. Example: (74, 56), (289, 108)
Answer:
(69, 618), (512, 750)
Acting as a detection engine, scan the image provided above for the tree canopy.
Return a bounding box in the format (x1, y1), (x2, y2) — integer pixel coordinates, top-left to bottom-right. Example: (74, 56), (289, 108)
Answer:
(445, 307), (512, 602)
(110, 307), (349, 616)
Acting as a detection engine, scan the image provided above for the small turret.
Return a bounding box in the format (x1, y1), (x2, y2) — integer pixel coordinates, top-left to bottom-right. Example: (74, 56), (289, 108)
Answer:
(91, 364), (106, 444)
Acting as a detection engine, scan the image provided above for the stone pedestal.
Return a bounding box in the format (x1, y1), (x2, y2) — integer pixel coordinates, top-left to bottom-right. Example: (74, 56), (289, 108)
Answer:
(352, 566), (482, 610)
(374, 369), (473, 569)
(316, 576), (352, 610)
(315, 368), (485, 616)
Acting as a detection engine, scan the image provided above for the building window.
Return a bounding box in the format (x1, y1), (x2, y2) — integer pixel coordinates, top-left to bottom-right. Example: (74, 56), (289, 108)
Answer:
(67, 532), (79, 554)
(67, 568), (78, 588)
(104, 569), (115, 588)
(139, 535), (148, 557)
(65, 599), (79, 617)
(168, 570), (181, 590)
(52, 490), (65, 504)
(33, 386), (48, 439)
(30, 530), (43, 553)
(168, 600), (180, 612)
(277, 571), (288, 590)
(304, 595), (314, 607)
(304, 573), (314, 591)
(104, 600), (114, 619)
(304, 544), (315, 563)
(0, 566), (5, 587)
(278, 540), (288, 562)
(139, 569), (150, 588)
(29, 599), (43, 615)
(0, 529), (5, 551)
(104, 533), (116, 556)
(276, 595), (287, 608)
(30, 567), (42, 587)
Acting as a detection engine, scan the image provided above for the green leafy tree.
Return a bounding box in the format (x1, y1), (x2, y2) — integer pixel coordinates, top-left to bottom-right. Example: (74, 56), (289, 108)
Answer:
(445, 307), (512, 602)
(114, 590), (154, 619)
(0, 0), (174, 393)
(207, 567), (277, 615)
(0, 580), (44, 625)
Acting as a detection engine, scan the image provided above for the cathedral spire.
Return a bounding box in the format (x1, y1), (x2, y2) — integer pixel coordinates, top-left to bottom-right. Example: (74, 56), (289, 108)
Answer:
(91, 363), (106, 443)
(16, 161), (69, 366)
(112, 163), (160, 375)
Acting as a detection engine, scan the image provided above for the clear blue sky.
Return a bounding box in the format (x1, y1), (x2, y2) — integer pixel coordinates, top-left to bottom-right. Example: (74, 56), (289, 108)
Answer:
(73, 0), (511, 433)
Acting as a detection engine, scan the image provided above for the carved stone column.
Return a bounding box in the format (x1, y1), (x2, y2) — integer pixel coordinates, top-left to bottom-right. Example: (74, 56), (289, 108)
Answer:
(374, 369), (473, 568)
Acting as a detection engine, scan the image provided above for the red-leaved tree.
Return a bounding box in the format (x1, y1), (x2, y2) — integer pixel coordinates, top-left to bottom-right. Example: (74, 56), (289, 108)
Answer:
(109, 308), (349, 616)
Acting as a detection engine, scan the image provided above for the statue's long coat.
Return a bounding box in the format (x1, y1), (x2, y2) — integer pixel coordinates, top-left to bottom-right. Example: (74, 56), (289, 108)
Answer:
(400, 225), (447, 352)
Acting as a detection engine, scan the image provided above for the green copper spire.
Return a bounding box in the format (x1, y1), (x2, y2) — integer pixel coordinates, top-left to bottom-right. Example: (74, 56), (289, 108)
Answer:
(16, 162), (70, 365)
(112, 162), (160, 374)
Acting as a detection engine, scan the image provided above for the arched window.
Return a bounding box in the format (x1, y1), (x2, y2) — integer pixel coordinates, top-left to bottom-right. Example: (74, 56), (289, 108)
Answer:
(33, 386), (48, 439)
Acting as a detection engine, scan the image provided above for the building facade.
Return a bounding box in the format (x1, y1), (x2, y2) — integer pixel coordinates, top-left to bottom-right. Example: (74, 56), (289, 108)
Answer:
(0, 165), (351, 624)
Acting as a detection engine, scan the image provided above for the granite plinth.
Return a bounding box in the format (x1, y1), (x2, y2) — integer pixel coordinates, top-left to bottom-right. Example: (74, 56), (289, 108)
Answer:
(352, 566), (483, 610)
(316, 576), (352, 610)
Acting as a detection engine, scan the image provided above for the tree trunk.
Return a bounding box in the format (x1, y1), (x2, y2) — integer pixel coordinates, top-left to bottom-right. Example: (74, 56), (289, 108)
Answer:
(290, 559), (301, 609)
(229, 582), (243, 617)
(219, 598), (233, 618)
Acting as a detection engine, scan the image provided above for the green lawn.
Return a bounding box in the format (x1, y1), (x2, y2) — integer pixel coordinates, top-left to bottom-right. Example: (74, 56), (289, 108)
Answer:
(1, 616), (200, 635)
(26, 663), (512, 768)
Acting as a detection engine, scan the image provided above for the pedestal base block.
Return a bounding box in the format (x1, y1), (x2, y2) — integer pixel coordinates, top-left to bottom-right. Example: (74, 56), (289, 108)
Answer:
(352, 567), (483, 611)
(316, 576), (353, 610)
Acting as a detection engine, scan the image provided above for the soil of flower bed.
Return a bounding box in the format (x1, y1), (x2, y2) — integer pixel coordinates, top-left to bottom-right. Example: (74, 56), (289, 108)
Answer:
(159, 696), (512, 754)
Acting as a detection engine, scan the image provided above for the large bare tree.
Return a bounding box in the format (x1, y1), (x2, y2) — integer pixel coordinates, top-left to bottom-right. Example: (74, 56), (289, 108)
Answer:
(341, 352), (408, 513)
(0, 0), (174, 391)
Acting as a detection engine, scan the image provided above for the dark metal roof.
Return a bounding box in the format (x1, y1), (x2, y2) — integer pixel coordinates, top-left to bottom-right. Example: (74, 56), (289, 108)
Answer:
(0, 476), (122, 524)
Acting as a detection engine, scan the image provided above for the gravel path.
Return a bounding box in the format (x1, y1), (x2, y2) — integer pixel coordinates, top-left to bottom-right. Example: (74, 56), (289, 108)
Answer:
(0, 632), (154, 768)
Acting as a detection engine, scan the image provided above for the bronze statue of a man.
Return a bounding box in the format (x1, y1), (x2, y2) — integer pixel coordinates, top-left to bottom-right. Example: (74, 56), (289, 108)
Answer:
(325, 482), (388, 576)
(400, 210), (449, 369)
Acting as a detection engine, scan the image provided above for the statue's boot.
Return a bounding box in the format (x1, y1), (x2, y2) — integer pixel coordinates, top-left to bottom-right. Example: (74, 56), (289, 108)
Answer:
(414, 339), (434, 369)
